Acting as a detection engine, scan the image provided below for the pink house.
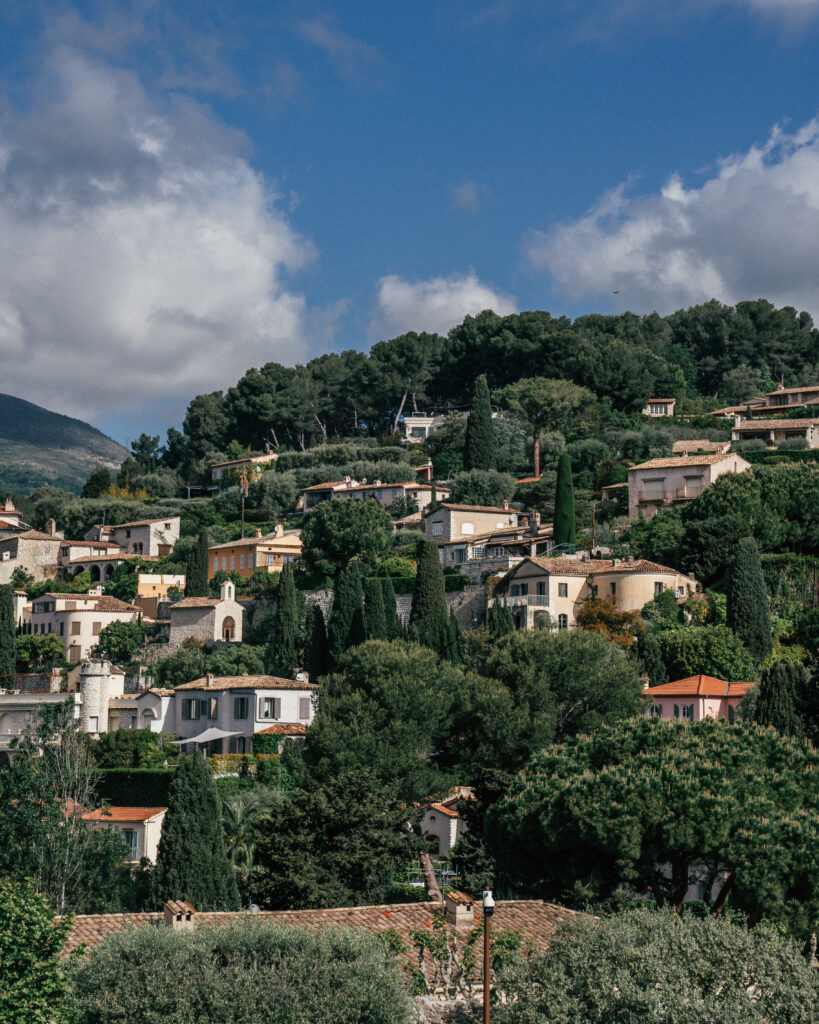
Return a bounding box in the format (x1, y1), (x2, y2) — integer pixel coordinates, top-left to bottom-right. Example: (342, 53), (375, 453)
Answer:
(644, 675), (754, 724)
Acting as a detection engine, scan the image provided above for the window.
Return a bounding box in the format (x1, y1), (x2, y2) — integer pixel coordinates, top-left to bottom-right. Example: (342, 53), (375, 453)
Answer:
(472, 546), (485, 558)
(221, 557), (227, 571)
(432, 522), (443, 537)
(222, 616), (236, 641)
(69, 646), (81, 663)
(557, 614), (568, 629)
(213, 557), (219, 572)
(260, 697), (282, 720)
(461, 522), (474, 535)
(496, 521), (505, 529)
(454, 548), (466, 565)
(557, 583), (568, 597)
(682, 704), (694, 720)
(208, 697), (218, 720)
(125, 529), (131, 538)
(181, 698), (201, 721)
(266, 553), (274, 566)
(229, 736), (247, 754)
(229, 556), (235, 570)
(234, 696), (249, 720)
(71, 621), (81, 636)
(164, 522), (171, 530)
(121, 828), (138, 860)
(654, 582), (663, 597)
(299, 697), (311, 720)
(239, 554), (245, 569)
(536, 581), (547, 596)
(610, 582), (617, 596)
(89, 716), (99, 732)
(92, 621), (102, 636)
(248, 554), (254, 568)
(59, 622), (64, 636)
(728, 705), (736, 724)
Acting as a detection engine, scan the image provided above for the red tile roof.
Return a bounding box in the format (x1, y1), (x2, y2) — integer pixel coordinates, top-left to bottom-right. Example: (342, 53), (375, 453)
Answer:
(426, 803), (458, 818)
(629, 453), (738, 470)
(254, 723), (309, 736)
(83, 807), (167, 822)
(175, 675), (317, 691)
(645, 675), (754, 697)
(589, 559), (691, 577)
(430, 503), (514, 514)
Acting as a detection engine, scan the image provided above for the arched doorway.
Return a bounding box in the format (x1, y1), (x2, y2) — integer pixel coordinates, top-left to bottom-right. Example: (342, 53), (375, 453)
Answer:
(104, 563), (115, 581)
(90, 564), (101, 582)
(222, 616), (236, 641)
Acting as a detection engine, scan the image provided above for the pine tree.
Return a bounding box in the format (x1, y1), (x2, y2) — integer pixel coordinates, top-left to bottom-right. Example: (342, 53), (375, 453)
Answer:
(152, 754), (240, 911)
(726, 536), (772, 662)
(754, 662), (805, 736)
(0, 584), (15, 688)
(363, 577), (388, 640)
(328, 561), (366, 667)
(409, 541), (449, 655)
(464, 374), (496, 471)
(264, 563), (299, 678)
(185, 529), (210, 597)
(379, 578), (404, 640)
(488, 598), (515, 638)
(553, 454), (576, 549)
(303, 602), (330, 681)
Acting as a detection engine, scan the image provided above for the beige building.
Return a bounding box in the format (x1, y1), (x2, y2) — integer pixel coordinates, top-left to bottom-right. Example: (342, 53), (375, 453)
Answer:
(731, 417), (819, 449)
(435, 513), (554, 581)
(302, 478), (448, 512)
(0, 526), (64, 584)
(0, 498), (26, 535)
(403, 413), (445, 442)
(208, 526), (302, 581)
(133, 573), (186, 619)
(424, 502), (518, 543)
(83, 806), (167, 864)
(168, 580), (245, 648)
(30, 590), (140, 663)
(627, 452), (751, 520)
(86, 516), (180, 557)
(490, 555), (697, 631)
(642, 398), (676, 417)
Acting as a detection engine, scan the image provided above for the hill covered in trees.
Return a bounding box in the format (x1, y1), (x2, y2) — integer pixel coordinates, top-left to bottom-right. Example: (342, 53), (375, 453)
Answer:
(0, 394), (128, 495)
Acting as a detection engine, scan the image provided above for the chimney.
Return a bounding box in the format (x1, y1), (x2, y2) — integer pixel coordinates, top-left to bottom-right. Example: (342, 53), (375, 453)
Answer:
(445, 891), (476, 930)
(274, 524), (284, 538)
(502, 499), (509, 510)
(627, 555), (634, 565)
(254, 528), (262, 538)
(4, 498), (12, 512)
(529, 511), (541, 536)
(205, 673), (214, 688)
(163, 900), (196, 931)
(47, 517), (57, 536)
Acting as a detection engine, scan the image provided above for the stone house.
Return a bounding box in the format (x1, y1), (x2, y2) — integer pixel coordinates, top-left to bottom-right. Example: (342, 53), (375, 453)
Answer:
(403, 413), (445, 442)
(302, 478), (448, 512)
(627, 452), (751, 520)
(58, 539), (138, 582)
(30, 589), (140, 662)
(644, 675), (754, 723)
(490, 555), (697, 631)
(424, 503), (518, 543)
(85, 516), (180, 557)
(731, 417), (819, 449)
(167, 580), (245, 648)
(172, 674), (317, 755)
(208, 526), (302, 581)
(0, 498), (26, 535)
(435, 513), (554, 581)
(83, 806), (167, 864)
(750, 383), (819, 415)
(0, 524), (64, 584)
(641, 398), (676, 417)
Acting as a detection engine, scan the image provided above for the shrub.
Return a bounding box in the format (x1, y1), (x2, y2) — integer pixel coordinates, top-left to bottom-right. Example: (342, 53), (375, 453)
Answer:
(69, 919), (413, 1024)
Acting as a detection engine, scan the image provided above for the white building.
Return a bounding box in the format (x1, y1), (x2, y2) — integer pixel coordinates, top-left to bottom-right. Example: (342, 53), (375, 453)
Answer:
(85, 516), (180, 558)
(30, 588), (140, 663)
(403, 413), (445, 442)
(420, 788), (473, 856)
(83, 806), (167, 864)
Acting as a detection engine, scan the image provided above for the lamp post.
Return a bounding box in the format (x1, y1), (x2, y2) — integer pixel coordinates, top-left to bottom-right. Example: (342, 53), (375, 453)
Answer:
(482, 887), (494, 1023)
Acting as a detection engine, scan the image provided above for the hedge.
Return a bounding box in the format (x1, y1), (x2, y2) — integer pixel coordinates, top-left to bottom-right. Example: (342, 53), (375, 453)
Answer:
(209, 753), (279, 776)
(741, 448), (819, 465)
(96, 768), (175, 806)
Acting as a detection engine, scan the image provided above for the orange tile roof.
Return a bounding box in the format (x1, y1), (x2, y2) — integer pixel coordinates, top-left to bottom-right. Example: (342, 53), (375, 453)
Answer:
(733, 418), (819, 430)
(170, 596), (222, 608)
(175, 675), (317, 691)
(590, 559), (691, 577)
(671, 440), (730, 455)
(254, 723), (309, 736)
(524, 556), (612, 576)
(139, 688), (175, 697)
(110, 517), (180, 528)
(39, 594), (139, 613)
(82, 807), (167, 822)
(301, 480), (424, 493)
(426, 803), (458, 818)
(63, 900), (578, 955)
(209, 533), (301, 551)
(430, 503), (514, 514)
(765, 384), (819, 397)
(630, 453), (737, 471)
(9, 529), (62, 541)
(645, 675), (754, 697)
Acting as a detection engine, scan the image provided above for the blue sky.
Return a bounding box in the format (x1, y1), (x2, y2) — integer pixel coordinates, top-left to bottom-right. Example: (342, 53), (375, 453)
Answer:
(2, 0), (819, 442)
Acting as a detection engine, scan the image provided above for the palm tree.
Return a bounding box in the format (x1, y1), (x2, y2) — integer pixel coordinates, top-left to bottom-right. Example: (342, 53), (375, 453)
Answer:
(221, 788), (283, 884)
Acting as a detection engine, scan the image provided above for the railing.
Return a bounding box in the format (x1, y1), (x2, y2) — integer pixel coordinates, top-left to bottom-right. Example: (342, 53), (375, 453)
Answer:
(492, 594), (550, 608)
(638, 488), (702, 504)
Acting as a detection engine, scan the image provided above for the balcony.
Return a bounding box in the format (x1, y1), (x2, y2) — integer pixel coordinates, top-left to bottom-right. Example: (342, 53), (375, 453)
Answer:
(492, 594), (550, 608)
(638, 487), (703, 506)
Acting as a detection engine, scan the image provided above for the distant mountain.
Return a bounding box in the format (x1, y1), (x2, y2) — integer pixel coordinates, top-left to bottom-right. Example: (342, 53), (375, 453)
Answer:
(0, 393), (128, 496)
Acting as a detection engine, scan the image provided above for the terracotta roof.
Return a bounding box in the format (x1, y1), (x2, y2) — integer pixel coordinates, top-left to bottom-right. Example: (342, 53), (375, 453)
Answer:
(63, 540), (125, 551)
(139, 688), (175, 698)
(8, 529), (62, 541)
(600, 482), (628, 490)
(302, 480), (444, 494)
(254, 723), (309, 736)
(524, 556), (612, 576)
(629, 453), (738, 471)
(170, 596), (222, 608)
(516, 476), (542, 484)
(209, 533), (301, 551)
(436, 525), (552, 547)
(175, 675), (318, 691)
(429, 503), (514, 514)
(68, 554), (148, 564)
(63, 900), (578, 955)
(671, 440), (730, 455)
(0, 519), (21, 530)
(765, 384), (819, 397)
(110, 517), (180, 529)
(645, 675), (754, 697)
(646, 398), (675, 403)
(38, 594), (139, 613)
(82, 807), (167, 822)
(733, 418), (819, 430)
(590, 559), (691, 577)
(426, 803), (458, 818)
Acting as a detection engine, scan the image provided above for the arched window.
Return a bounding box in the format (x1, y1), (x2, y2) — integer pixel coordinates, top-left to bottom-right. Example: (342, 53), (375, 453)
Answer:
(222, 616), (236, 642)
(89, 564), (101, 582)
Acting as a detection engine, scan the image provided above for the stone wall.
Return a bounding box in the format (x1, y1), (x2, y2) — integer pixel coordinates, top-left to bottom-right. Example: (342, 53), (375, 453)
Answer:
(396, 585), (486, 629)
(0, 537), (62, 584)
(167, 607), (217, 651)
(413, 997), (485, 1023)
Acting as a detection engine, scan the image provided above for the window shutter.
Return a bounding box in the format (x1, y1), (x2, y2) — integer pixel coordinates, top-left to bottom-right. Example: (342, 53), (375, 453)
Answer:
(209, 697), (218, 719)
(688, 703), (695, 720)
(299, 697), (310, 720)
(728, 705), (735, 724)
(182, 700), (190, 721)
(673, 704), (679, 718)
(274, 698), (281, 720)
(258, 698), (265, 719)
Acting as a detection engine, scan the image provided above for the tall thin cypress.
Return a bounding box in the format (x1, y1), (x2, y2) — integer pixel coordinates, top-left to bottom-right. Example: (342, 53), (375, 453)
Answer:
(328, 561), (366, 667)
(445, 608), (463, 665)
(185, 528), (210, 597)
(152, 754), (240, 911)
(726, 536), (772, 662)
(0, 584), (15, 687)
(487, 598), (515, 638)
(409, 540), (449, 655)
(379, 577), (404, 640)
(363, 577), (388, 640)
(753, 662), (805, 736)
(264, 563), (299, 678)
(464, 374), (496, 471)
(553, 453), (576, 548)
(303, 602), (330, 681)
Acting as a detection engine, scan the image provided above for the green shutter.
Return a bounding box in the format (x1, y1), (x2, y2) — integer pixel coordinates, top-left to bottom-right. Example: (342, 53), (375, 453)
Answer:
(673, 704), (679, 718)
(689, 703), (695, 720)
(728, 705), (735, 724)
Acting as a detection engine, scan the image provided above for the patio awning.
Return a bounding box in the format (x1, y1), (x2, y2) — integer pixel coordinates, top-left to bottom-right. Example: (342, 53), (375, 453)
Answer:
(168, 728), (242, 746)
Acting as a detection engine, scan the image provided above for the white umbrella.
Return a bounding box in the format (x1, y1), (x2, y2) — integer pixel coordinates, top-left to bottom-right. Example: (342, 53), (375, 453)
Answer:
(168, 727), (242, 746)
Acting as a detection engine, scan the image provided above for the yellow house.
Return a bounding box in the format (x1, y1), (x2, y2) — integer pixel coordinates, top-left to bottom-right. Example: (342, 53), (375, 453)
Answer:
(208, 526), (302, 581)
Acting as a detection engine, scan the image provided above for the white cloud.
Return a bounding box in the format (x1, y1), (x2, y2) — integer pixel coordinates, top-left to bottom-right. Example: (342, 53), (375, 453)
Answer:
(371, 272), (516, 339)
(297, 18), (388, 85)
(0, 46), (316, 426)
(525, 118), (819, 318)
(451, 180), (488, 212)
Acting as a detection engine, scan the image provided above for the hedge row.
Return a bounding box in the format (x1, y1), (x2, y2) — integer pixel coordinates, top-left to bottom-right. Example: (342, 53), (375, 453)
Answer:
(743, 448), (819, 465)
(97, 768), (176, 806)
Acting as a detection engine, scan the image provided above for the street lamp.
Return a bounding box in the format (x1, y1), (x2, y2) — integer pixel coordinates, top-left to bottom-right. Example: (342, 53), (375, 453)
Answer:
(482, 888), (495, 1023)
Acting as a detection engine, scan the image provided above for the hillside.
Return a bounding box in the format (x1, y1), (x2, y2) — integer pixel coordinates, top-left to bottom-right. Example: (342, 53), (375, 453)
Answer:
(0, 393), (128, 495)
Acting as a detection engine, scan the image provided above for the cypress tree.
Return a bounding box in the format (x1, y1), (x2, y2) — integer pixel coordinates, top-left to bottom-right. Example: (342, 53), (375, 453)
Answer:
(754, 662), (805, 736)
(635, 631), (668, 686)
(429, 482), (438, 512)
(553, 454), (576, 548)
(488, 598), (515, 638)
(409, 541), (449, 655)
(726, 536), (772, 662)
(0, 584), (15, 688)
(379, 577), (404, 640)
(303, 602), (330, 681)
(185, 528), (210, 597)
(464, 374), (496, 471)
(445, 608), (463, 665)
(328, 561), (366, 666)
(363, 577), (388, 640)
(264, 563), (299, 678)
(152, 754), (240, 911)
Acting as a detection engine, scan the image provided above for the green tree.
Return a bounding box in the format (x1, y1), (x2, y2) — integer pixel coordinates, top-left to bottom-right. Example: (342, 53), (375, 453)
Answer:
(727, 536), (772, 662)
(0, 583), (15, 688)
(444, 608), (463, 665)
(363, 577), (388, 639)
(327, 561), (366, 667)
(94, 620), (143, 664)
(448, 468), (515, 507)
(15, 633), (67, 671)
(753, 661), (806, 737)
(654, 625), (757, 681)
(263, 564), (299, 678)
(379, 577), (403, 640)
(464, 374), (496, 471)
(553, 453), (576, 548)
(81, 464), (113, 498)
(221, 788), (285, 888)
(248, 770), (418, 910)
(0, 878), (72, 1024)
(496, 907), (819, 1024)
(491, 719), (819, 934)
(94, 729), (170, 769)
(152, 754), (240, 911)
(409, 540), (449, 655)
(303, 602), (329, 681)
(185, 528), (210, 597)
(487, 599), (515, 638)
(299, 498), (393, 580)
